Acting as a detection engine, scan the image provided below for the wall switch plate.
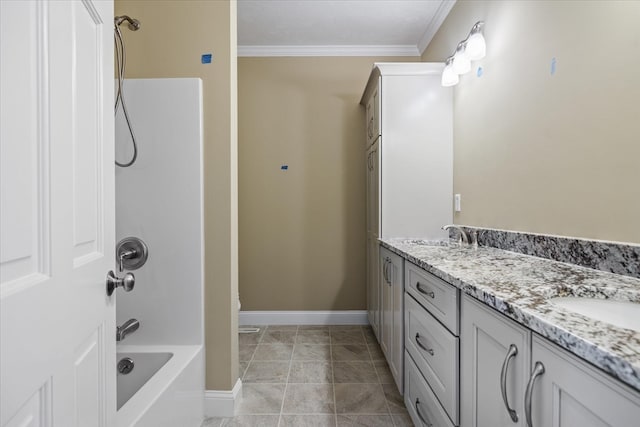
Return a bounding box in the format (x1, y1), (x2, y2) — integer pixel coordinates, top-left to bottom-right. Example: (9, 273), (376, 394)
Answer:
(454, 194), (461, 212)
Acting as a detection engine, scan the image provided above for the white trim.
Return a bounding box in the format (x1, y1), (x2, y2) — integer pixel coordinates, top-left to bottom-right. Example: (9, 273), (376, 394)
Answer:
(417, 0), (457, 54)
(237, 45), (420, 57)
(204, 379), (242, 418)
(239, 310), (369, 325)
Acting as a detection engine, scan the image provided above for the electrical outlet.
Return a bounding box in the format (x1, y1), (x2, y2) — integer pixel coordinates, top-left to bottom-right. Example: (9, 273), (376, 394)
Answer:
(454, 194), (461, 212)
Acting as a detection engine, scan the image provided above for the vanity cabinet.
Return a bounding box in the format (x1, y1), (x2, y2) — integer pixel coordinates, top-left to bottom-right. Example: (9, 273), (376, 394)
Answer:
(404, 261), (460, 426)
(361, 63), (452, 344)
(460, 293), (640, 427)
(528, 335), (640, 427)
(379, 246), (404, 392)
(460, 295), (531, 427)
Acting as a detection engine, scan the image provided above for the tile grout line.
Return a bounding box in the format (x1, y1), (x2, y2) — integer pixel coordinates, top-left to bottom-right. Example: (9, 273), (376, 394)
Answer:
(365, 331), (395, 423)
(277, 325), (297, 427)
(331, 326), (338, 427)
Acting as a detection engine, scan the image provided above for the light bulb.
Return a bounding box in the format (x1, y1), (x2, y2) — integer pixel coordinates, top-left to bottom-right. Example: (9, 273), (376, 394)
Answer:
(452, 44), (470, 75)
(466, 32), (486, 60)
(441, 61), (459, 87)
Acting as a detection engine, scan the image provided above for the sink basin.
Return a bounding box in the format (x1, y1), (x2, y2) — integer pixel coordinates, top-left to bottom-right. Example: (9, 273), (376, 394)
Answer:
(549, 297), (640, 331)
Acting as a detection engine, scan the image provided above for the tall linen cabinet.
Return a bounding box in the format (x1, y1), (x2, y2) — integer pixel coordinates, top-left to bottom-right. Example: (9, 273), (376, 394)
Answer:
(361, 63), (452, 362)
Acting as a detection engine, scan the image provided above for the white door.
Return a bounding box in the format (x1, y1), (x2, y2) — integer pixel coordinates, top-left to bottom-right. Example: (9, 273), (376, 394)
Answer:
(1, 1), (115, 426)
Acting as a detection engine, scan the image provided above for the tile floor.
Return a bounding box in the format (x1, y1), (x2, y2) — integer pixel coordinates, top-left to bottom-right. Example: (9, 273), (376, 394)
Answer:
(203, 325), (414, 427)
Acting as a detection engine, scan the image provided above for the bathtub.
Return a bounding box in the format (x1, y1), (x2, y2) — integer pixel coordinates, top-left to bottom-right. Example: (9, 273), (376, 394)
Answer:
(116, 345), (204, 427)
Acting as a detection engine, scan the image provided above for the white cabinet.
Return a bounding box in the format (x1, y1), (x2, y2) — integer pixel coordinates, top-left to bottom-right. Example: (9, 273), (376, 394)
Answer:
(404, 262), (460, 426)
(406, 294), (459, 424)
(361, 62), (452, 348)
(405, 351), (455, 427)
(380, 246), (404, 393)
(460, 295), (531, 427)
(366, 140), (380, 337)
(460, 293), (640, 427)
(360, 62), (452, 240)
(528, 335), (640, 427)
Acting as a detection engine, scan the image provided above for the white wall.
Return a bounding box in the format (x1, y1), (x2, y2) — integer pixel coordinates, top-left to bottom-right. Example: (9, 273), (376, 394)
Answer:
(115, 78), (203, 346)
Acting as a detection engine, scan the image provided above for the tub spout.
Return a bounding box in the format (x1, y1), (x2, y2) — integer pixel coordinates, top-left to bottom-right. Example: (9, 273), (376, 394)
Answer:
(116, 318), (139, 341)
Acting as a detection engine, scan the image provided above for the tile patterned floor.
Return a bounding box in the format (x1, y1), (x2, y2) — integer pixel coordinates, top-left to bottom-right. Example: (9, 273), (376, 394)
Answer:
(203, 325), (414, 427)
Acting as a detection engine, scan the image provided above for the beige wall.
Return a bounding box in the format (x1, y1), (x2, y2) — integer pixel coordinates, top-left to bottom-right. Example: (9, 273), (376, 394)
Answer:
(238, 56), (417, 311)
(422, 1), (640, 243)
(114, 0), (238, 390)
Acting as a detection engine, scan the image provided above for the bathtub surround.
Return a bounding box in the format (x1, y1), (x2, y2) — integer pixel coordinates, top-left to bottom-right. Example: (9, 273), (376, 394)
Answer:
(113, 0), (240, 397)
(115, 78), (205, 425)
(450, 226), (640, 280)
(422, 1), (640, 243)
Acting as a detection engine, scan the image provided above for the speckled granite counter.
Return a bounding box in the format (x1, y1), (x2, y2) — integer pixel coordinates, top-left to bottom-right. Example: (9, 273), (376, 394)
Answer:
(380, 238), (640, 392)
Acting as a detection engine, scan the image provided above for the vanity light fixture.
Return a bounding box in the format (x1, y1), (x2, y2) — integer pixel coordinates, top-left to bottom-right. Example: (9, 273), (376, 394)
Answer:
(441, 21), (486, 87)
(441, 57), (459, 87)
(451, 42), (471, 75)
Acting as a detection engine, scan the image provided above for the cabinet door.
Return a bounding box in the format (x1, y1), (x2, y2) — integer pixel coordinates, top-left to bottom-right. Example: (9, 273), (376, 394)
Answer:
(365, 78), (380, 148)
(380, 246), (404, 393)
(366, 139), (379, 236)
(529, 335), (640, 427)
(461, 295), (530, 427)
(365, 141), (380, 339)
(367, 234), (379, 339)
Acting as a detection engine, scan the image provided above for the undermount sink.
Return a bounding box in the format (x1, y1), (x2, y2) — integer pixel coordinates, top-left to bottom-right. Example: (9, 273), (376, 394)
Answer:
(549, 297), (640, 331)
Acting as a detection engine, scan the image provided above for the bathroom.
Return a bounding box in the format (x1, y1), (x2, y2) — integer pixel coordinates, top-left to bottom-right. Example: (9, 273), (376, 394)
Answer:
(1, 0), (639, 426)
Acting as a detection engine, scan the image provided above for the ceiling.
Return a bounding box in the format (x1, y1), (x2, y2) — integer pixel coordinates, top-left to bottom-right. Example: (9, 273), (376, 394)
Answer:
(237, 0), (456, 57)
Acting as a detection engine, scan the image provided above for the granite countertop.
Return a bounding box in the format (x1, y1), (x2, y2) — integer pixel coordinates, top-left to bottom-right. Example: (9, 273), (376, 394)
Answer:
(379, 238), (640, 392)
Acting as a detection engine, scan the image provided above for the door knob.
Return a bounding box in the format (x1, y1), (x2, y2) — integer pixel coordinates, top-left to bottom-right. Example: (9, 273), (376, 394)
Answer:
(106, 270), (135, 296)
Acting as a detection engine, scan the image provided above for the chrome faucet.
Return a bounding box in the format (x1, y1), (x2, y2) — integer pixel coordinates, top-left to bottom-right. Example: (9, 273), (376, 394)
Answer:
(116, 318), (140, 342)
(442, 224), (473, 246)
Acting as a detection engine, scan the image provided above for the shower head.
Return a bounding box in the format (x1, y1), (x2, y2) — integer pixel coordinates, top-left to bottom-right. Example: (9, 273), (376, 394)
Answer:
(115, 15), (141, 31)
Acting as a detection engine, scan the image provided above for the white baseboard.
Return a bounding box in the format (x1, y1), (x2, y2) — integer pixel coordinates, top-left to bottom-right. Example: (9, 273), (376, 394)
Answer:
(239, 310), (369, 326)
(204, 378), (242, 418)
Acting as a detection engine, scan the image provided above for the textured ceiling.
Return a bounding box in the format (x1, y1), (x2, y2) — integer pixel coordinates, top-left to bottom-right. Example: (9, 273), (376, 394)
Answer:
(238, 0), (455, 56)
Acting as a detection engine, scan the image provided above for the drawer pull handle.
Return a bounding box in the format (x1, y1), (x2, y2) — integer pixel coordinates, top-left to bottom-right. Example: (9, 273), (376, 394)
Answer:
(524, 361), (545, 427)
(415, 398), (433, 427)
(500, 344), (519, 423)
(416, 282), (435, 298)
(415, 333), (434, 356)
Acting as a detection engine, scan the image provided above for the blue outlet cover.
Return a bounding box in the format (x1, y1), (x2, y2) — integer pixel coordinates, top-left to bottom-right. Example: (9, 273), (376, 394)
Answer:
(281, 165), (288, 170)
(201, 54), (212, 64)
(477, 66), (483, 77)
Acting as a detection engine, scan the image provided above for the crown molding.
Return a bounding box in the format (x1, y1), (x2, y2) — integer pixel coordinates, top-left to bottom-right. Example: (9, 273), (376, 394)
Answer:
(237, 45), (420, 57)
(417, 0), (457, 55)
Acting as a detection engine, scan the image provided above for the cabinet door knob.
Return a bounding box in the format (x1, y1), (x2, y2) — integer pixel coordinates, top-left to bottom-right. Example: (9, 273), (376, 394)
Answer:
(414, 398), (433, 427)
(416, 282), (435, 298)
(415, 333), (434, 356)
(500, 344), (519, 423)
(524, 361), (545, 427)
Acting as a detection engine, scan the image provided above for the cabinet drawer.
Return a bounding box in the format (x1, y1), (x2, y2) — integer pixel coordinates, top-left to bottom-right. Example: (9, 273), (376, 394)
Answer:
(405, 293), (459, 424)
(405, 351), (455, 427)
(405, 262), (459, 335)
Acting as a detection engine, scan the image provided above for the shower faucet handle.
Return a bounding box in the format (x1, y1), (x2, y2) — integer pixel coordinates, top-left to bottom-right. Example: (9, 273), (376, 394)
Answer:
(106, 270), (135, 296)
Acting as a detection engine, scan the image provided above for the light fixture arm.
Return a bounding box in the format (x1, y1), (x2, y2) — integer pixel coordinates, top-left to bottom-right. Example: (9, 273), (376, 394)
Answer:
(444, 21), (485, 63)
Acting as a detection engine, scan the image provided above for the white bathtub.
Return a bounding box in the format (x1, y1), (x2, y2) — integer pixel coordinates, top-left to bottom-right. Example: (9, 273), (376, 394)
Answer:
(116, 345), (204, 427)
